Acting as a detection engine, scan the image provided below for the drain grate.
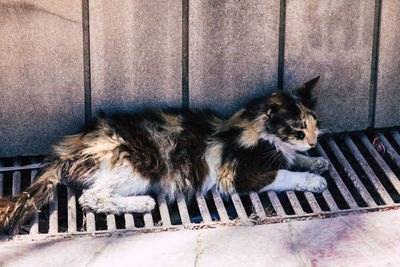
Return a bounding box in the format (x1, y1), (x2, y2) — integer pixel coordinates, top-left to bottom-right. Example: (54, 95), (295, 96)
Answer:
(1, 129), (400, 239)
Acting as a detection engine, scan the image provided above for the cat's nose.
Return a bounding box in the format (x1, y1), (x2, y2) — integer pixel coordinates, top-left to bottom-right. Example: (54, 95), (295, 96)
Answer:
(309, 142), (316, 147)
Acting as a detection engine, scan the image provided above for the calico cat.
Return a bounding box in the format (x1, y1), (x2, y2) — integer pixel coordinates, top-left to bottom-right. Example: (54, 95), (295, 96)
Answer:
(0, 77), (329, 232)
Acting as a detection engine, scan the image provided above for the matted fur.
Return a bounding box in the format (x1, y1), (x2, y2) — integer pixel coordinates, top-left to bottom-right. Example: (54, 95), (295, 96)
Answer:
(0, 77), (330, 233)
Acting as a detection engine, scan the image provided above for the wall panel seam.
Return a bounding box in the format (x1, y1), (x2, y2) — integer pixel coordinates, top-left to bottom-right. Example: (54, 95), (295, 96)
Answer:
(368, 0), (382, 127)
(82, 0), (92, 122)
(277, 0), (286, 91)
(182, 0), (189, 108)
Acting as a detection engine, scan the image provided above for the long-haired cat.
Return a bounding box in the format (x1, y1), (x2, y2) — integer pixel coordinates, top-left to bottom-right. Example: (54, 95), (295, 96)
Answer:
(0, 77), (329, 233)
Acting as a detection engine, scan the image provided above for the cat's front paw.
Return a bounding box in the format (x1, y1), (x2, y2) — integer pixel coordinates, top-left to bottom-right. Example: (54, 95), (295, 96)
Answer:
(305, 173), (328, 193)
(311, 157), (330, 174)
(135, 196), (156, 213)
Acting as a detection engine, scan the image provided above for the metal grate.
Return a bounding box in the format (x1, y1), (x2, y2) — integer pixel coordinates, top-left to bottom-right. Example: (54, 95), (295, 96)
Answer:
(1, 129), (400, 240)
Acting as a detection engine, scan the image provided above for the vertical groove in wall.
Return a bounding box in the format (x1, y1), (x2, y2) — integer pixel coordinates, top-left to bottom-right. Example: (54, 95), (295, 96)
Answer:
(82, 0), (92, 122)
(277, 0), (286, 91)
(368, 0), (382, 127)
(182, 0), (189, 108)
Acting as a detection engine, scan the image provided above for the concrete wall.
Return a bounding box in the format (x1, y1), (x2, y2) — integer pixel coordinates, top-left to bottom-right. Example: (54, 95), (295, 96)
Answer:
(0, 1), (84, 157)
(375, 1), (400, 128)
(0, 0), (399, 157)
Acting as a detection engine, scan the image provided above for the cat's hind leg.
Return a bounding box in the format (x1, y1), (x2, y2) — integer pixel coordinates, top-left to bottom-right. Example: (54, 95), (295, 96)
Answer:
(79, 190), (156, 214)
(260, 169), (327, 193)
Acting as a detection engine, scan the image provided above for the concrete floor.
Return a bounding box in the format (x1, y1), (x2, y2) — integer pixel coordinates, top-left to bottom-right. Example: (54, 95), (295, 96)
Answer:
(1, 209), (400, 267)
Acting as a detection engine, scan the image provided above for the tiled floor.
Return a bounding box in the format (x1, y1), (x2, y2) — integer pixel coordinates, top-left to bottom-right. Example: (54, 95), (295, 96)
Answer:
(1, 209), (400, 267)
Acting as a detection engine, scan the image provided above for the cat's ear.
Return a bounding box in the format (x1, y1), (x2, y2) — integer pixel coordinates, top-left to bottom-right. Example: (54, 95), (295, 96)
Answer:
(266, 92), (284, 116)
(297, 76), (320, 109)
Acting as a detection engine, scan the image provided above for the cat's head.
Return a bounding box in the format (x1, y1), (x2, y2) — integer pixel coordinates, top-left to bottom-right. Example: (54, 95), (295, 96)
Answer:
(243, 77), (321, 152)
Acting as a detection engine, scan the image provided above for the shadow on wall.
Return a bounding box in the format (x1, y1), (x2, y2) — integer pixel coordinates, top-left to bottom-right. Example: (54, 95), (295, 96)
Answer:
(190, 79), (279, 118)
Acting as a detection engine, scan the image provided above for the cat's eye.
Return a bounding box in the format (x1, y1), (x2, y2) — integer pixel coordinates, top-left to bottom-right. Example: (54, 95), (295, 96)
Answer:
(296, 131), (305, 140)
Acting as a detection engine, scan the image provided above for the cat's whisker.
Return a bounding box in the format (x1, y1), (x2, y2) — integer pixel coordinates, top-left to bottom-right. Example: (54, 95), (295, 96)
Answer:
(318, 128), (331, 136)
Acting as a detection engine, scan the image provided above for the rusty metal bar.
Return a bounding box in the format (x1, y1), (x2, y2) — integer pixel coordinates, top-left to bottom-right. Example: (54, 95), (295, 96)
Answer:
(0, 163), (42, 172)
(230, 193), (248, 221)
(344, 135), (394, 205)
(267, 191), (286, 216)
(12, 159), (21, 196)
(249, 192), (267, 220)
(29, 161), (39, 235)
(143, 212), (154, 227)
(360, 133), (400, 195)
(86, 211), (96, 232)
(157, 194), (172, 227)
(327, 137), (377, 207)
(67, 187), (77, 233)
(286, 191), (305, 215)
(176, 193), (190, 225)
(48, 187), (58, 234)
(377, 132), (400, 169)
(211, 189), (230, 222)
(106, 214), (116, 231)
(315, 143), (359, 209)
(124, 214), (135, 229)
(196, 192), (212, 223)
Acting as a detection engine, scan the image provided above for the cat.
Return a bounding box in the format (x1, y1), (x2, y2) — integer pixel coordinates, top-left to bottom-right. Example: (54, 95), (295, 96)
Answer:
(0, 76), (329, 233)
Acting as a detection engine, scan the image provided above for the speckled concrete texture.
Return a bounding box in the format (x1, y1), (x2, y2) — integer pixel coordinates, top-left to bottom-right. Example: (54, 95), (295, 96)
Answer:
(189, 0), (280, 116)
(375, 1), (400, 128)
(89, 0), (182, 114)
(284, 1), (375, 132)
(1, 210), (400, 266)
(0, 0), (84, 156)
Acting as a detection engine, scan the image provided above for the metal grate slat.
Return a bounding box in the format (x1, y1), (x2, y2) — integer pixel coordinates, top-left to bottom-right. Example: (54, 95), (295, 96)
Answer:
(211, 189), (230, 222)
(143, 212), (154, 227)
(390, 130), (400, 147)
(303, 192), (322, 213)
(157, 194), (172, 227)
(327, 137), (377, 207)
(231, 193), (248, 221)
(377, 132), (400, 169)
(286, 191), (305, 215)
(196, 192), (212, 223)
(307, 150), (339, 211)
(360, 133), (400, 195)
(267, 191), (286, 216)
(106, 214), (116, 230)
(124, 214), (135, 229)
(249, 192), (267, 221)
(48, 187), (58, 234)
(29, 161), (39, 235)
(303, 152), (326, 213)
(321, 190), (340, 212)
(86, 211), (96, 232)
(344, 135), (395, 205)
(176, 193), (190, 224)
(67, 187), (77, 233)
(316, 143), (359, 209)
(12, 159), (21, 196)
(0, 163), (41, 172)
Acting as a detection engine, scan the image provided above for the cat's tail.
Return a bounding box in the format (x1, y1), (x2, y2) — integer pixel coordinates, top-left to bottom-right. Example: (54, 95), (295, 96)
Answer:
(0, 162), (62, 233)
